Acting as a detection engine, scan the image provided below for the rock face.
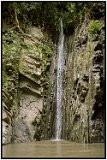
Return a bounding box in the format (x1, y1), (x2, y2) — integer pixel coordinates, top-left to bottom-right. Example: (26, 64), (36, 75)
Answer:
(2, 29), (19, 144)
(62, 18), (105, 143)
(13, 27), (54, 142)
(2, 109), (12, 144)
(14, 54), (43, 142)
(2, 26), (53, 143)
(2, 18), (105, 143)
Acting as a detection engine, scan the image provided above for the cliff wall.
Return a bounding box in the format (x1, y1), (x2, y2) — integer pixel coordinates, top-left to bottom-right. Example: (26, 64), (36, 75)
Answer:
(62, 17), (105, 143)
(2, 26), (54, 143)
(2, 12), (105, 144)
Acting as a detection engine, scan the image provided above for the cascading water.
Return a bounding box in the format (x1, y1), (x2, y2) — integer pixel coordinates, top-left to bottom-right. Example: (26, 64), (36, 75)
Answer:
(55, 19), (64, 140)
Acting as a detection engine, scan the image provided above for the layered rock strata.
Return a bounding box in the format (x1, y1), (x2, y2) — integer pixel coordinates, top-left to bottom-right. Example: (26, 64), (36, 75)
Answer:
(62, 19), (105, 143)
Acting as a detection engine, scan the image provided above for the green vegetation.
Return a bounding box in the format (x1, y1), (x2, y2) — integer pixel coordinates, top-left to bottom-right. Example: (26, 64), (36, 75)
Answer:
(2, 29), (23, 115)
(87, 20), (103, 34)
(2, 2), (105, 41)
(2, 30), (21, 90)
(41, 43), (52, 70)
(77, 41), (94, 73)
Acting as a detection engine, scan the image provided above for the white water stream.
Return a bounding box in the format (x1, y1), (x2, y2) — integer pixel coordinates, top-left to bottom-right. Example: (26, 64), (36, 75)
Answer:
(55, 19), (64, 140)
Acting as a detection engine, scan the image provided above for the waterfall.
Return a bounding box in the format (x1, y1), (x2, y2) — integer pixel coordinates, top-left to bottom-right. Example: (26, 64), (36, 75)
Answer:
(55, 19), (64, 140)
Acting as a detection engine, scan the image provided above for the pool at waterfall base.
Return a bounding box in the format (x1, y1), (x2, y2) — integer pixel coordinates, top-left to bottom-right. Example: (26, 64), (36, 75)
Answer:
(2, 140), (105, 158)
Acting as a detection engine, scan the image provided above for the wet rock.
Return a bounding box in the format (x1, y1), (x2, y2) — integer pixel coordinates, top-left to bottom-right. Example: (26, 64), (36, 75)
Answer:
(81, 35), (88, 44)
(2, 110), (12, 144)
(90, 118), (104, 143)
(14, 118), (33, 143)
(79, 89), (88, 103)
(62, 17), (105, 143)
(94, 41), (102, 51)
(92, 64), (103, 72)
(90, 31), (100, 41)
(92, 50), (103, 65)
(82, 74), (89, 82)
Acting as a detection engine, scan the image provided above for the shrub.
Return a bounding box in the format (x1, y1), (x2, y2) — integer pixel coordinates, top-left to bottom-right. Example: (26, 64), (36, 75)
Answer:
(87, 20), (102, 34)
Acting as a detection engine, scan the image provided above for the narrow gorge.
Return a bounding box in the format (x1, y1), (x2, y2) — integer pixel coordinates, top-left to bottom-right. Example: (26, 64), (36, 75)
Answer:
(2, 1), (105, 158)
